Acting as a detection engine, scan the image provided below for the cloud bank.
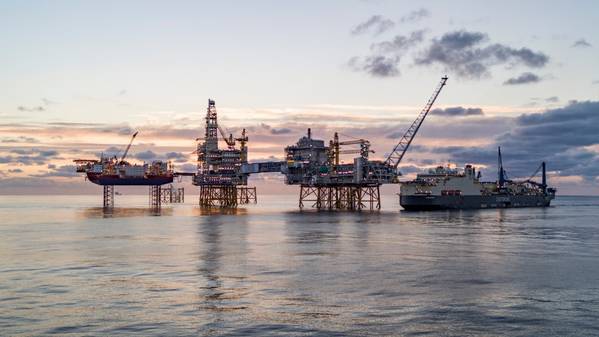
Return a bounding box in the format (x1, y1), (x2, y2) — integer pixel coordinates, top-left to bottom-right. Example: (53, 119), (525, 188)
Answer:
(503, 72), (542, 85)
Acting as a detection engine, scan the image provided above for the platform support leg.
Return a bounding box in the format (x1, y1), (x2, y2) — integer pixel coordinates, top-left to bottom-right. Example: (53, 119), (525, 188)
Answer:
(149, 185), (161, 209)
(237, 186), (257, 205)
(298, 185), (380, 211)
(103, 185), (114, 208)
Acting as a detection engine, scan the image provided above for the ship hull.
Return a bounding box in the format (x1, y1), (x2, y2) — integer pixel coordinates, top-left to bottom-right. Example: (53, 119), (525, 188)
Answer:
(400, 194), (554, 211)
(87, 173), (173, 186)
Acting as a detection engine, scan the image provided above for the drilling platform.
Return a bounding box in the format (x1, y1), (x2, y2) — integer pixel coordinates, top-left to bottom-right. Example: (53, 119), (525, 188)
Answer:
(193, 99), (257, 207)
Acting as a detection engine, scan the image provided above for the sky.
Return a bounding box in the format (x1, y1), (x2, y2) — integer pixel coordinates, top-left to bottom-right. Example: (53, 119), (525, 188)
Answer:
(1, 0), (598, 195)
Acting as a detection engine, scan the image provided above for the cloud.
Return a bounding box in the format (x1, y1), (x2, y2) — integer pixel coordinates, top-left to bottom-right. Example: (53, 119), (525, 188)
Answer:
(0, 148), (59, 165)
(165, 151), (186, 159)
(349, 55), (401, 77)
(369, 30), (426, 53)
(270, 128), (292, 135)
(399, 8), (430, 24)
(17, 106), (45, 112)
(349, 30), (426, 78)
(351, 15), (395, 36)
(33, 164), (79, 177)
(433, 101), (599, 180)
(41, 98), (58, 105)
(1, 136), (39, 143)
(99, 146), (122, 157)
(572, 39), (591, 48)
(545, 96), (559, 103)
(177, 163), (196, 172)
(431, 106), (484, 117)
(165, 151), (188, 163)
(503, 72), (541, 85)
(415, 30), (549, 78)
(133, 150), (157, 161)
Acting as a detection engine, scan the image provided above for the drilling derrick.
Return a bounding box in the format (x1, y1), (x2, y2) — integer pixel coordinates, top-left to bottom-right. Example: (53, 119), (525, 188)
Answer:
(194, 99), (256, 207)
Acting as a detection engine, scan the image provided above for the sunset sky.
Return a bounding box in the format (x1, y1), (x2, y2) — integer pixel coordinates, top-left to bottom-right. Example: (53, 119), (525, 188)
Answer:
(1, 0), (598, 194)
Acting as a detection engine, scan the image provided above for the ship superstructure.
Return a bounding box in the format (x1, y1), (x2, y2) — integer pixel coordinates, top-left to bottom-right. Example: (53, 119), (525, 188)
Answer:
(399, 148), (556, 210)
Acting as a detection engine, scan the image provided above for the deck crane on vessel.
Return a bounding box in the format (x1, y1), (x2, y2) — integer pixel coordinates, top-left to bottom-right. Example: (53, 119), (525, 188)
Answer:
(119, 131), (138, 164)
(384, 76), (448, 173)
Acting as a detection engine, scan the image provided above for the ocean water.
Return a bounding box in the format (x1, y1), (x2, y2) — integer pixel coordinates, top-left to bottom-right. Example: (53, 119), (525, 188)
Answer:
(1, 194), (599, 336)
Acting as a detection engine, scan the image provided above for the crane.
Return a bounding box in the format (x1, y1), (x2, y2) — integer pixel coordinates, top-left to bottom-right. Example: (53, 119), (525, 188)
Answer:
(497, 146), (509, 187)
(120, 131), (138, 163)
(385, 76), (448, 171)
(329, 132), (374, 167)
(218, 125), (236, 148)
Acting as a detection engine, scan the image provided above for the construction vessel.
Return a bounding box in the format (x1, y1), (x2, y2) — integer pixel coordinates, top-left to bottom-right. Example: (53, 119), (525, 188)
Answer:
(74, 131), (175, 208)
(193, 99), (257, 207)
(274, 76), (449, 210)
(399, 147), (556, 210)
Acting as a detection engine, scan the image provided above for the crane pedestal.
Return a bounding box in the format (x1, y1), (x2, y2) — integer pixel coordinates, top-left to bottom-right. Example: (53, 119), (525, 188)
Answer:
(299, 184), (380, 211)
(103, 185), (115, 208)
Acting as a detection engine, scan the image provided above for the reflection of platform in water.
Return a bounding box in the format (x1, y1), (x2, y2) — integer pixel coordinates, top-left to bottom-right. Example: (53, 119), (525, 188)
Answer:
(80, 206), (174, 218)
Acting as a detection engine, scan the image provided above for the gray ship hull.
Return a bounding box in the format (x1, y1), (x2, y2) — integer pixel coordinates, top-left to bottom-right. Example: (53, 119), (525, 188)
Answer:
(400, 194), (554, 211)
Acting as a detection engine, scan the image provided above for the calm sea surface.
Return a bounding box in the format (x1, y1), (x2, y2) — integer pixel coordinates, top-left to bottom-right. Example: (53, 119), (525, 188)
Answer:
(1, 195), (599, 336)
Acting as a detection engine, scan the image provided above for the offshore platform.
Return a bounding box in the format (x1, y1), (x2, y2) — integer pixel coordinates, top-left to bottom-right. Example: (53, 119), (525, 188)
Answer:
(193, 99), (257, 207)
(276, 76), (448, 210)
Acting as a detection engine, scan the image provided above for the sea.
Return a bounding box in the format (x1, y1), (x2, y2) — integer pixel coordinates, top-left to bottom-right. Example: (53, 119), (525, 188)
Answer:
(1, 195), (598, 336)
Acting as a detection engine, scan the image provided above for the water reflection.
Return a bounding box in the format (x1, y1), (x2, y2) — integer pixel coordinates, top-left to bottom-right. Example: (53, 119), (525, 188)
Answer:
(193, 207), (248, 216)
(196, 213), (250, 334)
(3, 195), (599, 336)
(284, 212), (341, 247)
(80, 207), (174, 219)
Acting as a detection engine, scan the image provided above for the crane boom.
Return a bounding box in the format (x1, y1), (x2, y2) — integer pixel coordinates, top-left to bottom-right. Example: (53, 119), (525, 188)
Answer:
(385, 76), (448, 170)
(217, 125), (235, 147)
(120, 131), (138, 163)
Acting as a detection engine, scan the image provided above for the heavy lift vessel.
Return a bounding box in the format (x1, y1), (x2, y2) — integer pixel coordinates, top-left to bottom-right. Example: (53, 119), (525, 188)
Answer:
(399, 147), (556, 210)
(73, 131), (175, 208)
